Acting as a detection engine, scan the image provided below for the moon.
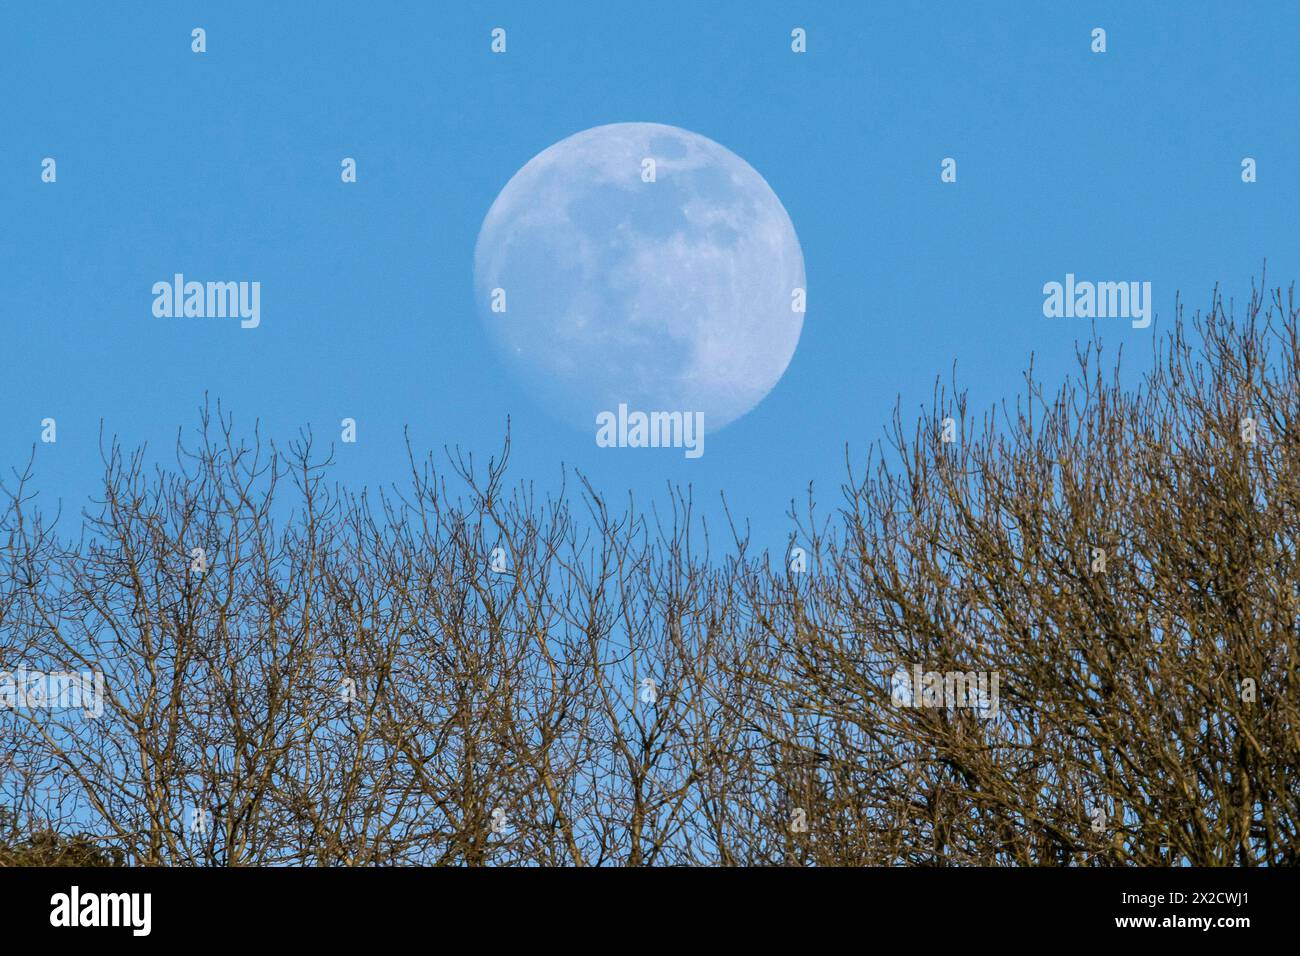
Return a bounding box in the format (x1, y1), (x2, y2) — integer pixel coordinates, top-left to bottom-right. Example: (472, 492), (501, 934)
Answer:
(473, 122), (806, 434)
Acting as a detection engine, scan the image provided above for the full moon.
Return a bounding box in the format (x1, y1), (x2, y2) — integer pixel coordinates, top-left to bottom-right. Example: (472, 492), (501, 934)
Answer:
(473, 122), (805, 433)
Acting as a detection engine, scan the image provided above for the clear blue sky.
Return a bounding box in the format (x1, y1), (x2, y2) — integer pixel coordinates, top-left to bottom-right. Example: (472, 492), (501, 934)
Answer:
(3, 1), (1298, 550)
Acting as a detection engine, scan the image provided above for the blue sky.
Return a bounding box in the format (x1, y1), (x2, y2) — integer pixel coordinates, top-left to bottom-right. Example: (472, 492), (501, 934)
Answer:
(3, 1), (1298, 551)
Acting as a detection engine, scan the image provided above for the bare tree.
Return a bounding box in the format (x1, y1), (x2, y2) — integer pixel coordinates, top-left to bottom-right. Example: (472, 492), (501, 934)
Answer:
(2, 279), (1296, 866)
